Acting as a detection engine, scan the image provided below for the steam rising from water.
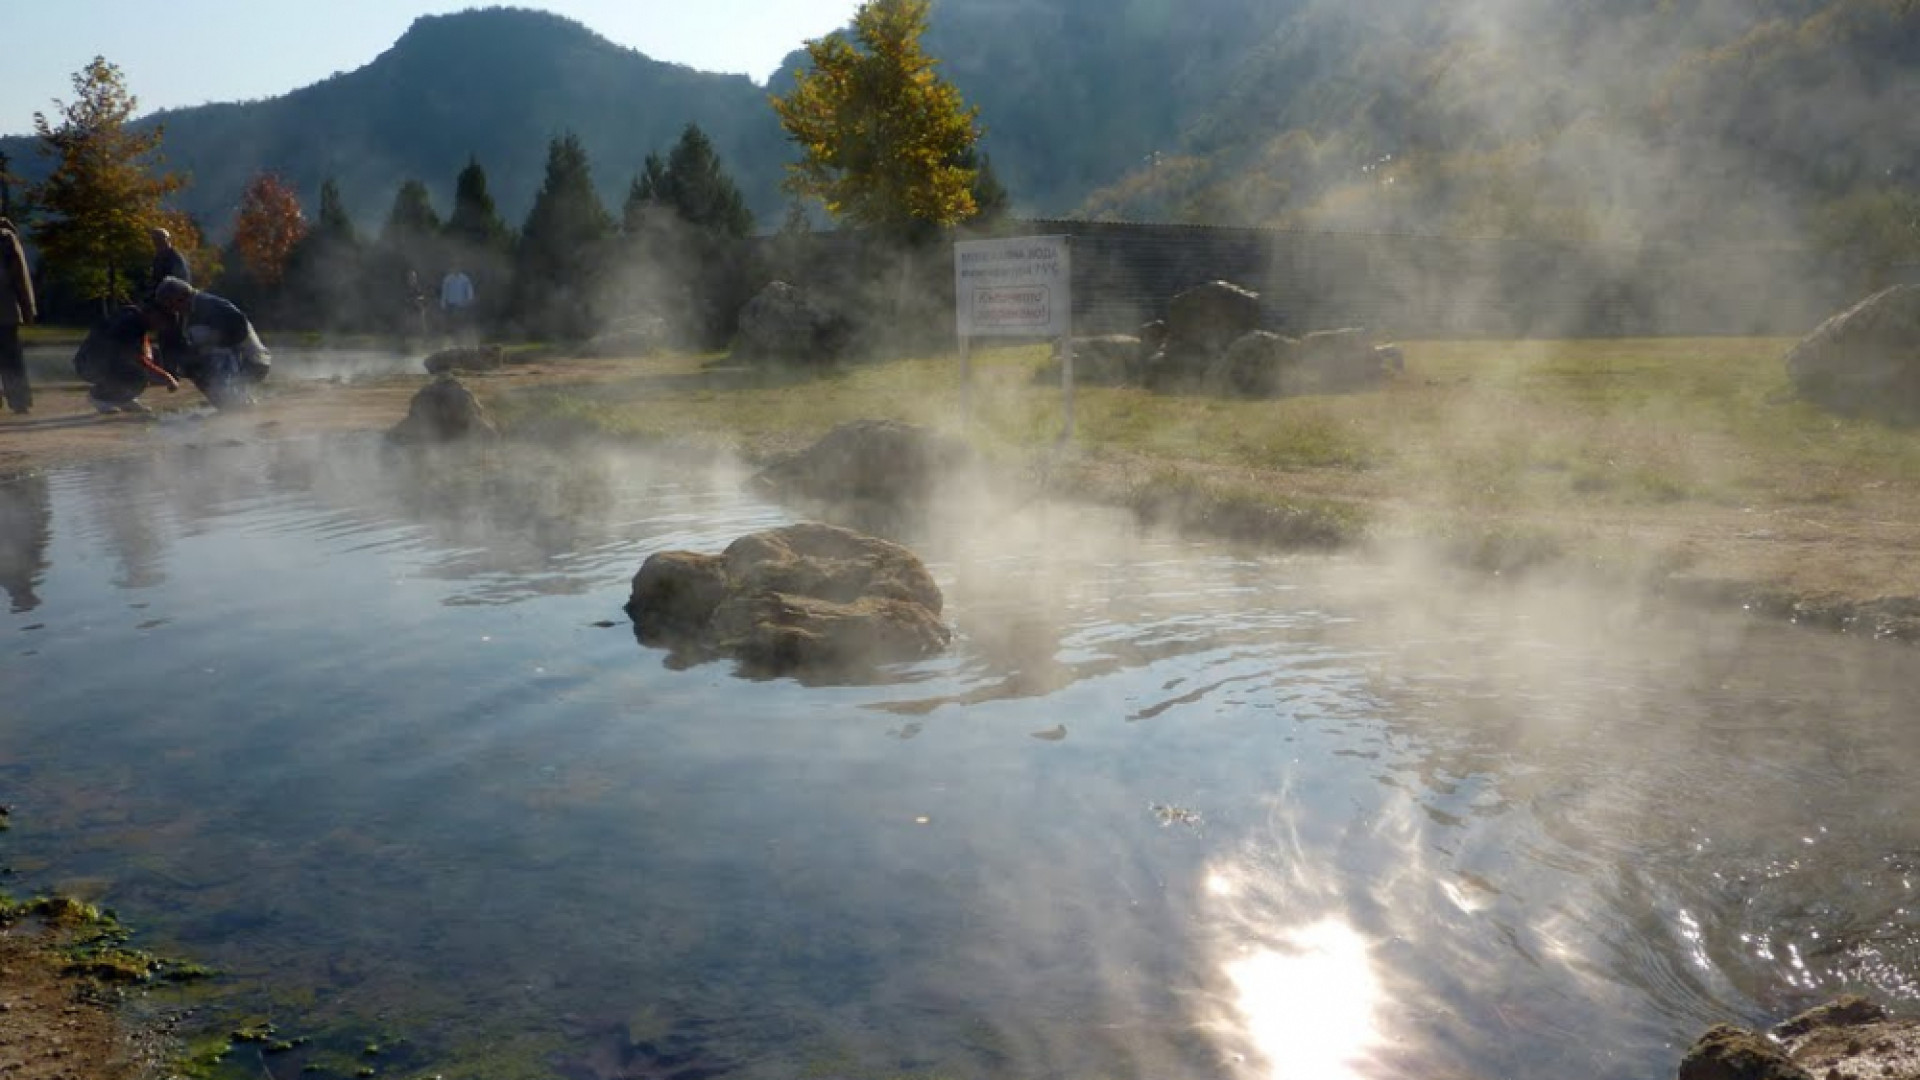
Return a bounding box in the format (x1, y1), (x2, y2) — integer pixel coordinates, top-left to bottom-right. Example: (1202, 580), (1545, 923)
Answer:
(6, 432), (1920, 1078)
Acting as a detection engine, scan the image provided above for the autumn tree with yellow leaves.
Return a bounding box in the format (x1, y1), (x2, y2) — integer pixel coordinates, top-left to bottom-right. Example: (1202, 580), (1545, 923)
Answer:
(771, 0), (982, 240)
(30, 57), (186, 306)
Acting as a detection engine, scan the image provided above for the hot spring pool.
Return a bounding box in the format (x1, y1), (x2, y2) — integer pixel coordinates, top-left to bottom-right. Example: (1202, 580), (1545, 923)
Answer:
(2, 435), (1916, 1079)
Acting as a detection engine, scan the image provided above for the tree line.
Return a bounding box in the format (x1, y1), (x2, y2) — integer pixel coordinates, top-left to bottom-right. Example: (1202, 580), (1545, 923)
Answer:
(6, 0), (1009, 350)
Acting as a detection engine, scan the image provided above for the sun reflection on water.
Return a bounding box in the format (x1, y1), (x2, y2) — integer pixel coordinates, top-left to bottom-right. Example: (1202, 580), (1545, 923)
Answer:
(1222, 919), (1384, 1080)
(1205, 866), (1388, 1080)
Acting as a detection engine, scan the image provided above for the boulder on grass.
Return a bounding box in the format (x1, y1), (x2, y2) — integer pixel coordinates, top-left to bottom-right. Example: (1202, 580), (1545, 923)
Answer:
(1166, 280), (1264, 364)
(1208, 330), (1295, 397)
(387, 375), (499, 443)
(752, 420), (973, 509)
(626, 523), (949, 680)
(1282, 328), (1403, 394)
(1785, 285), (1920, 421)
(732, 281), (851, 367)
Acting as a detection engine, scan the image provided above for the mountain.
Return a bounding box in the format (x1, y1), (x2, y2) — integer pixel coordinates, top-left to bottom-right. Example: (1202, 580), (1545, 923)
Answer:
(4, 0), (1915, 253)
(775, 0), (1916, 246)
(1065, 0), (1920, 246)
(2, 7), (790, 237)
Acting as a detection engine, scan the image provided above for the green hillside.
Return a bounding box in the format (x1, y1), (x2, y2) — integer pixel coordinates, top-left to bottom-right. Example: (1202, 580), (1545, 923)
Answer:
(2, 7), (789, 236)
(2, 0), (1914, 259)
(1076, 0), (1920, 251)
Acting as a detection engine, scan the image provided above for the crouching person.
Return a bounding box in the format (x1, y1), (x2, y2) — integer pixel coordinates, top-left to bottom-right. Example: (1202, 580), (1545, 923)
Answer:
(152, 276), (271, 409)
(74, 302), (180, 414)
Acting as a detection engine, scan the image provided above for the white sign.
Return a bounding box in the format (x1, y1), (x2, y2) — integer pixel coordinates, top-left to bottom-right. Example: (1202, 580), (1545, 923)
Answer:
(954, 235), (1071, 338)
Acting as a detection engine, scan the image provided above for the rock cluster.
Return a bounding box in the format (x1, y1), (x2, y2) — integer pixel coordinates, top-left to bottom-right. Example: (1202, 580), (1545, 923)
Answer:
(1678, 996), (1920, 1080)
(752, 419), (973, 509)
(1036, 279), (1403, 397)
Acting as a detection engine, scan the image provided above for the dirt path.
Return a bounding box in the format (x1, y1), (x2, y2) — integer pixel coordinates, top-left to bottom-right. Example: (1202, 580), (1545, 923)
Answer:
(0, 358), (617, 473)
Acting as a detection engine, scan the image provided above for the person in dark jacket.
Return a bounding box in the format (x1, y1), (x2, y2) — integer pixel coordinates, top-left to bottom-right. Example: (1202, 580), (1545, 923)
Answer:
(73, 302), (180, 414)
(152, 276), (270, 409)
(0, 217), (37, 414)
(148, 227), (191, 292)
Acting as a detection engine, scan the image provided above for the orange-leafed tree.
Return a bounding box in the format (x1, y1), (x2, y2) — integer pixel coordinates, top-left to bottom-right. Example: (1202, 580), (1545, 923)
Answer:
(232, 171), (307, 287)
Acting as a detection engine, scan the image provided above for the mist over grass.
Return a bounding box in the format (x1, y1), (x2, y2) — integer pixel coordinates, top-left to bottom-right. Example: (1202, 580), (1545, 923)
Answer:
(485, 335), (1920, 520)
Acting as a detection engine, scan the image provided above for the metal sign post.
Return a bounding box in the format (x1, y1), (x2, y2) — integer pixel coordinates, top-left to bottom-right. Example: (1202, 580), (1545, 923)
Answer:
(958, 333), (971, 426)
(1059, 332), (1073, 443)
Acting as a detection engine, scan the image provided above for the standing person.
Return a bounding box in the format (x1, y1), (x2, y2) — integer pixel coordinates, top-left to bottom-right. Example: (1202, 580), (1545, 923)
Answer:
(440, 266), (475, 345)
(152, 276), (271, 409)
(405, 269), (430, 342)
(148, 227), (191, 292)
(73, 301), (180, 414)
(0, 217), (37, 415)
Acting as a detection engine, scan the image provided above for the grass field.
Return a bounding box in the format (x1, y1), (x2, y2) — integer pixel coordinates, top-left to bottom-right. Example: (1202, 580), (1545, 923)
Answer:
(490, 336), (1915, 510)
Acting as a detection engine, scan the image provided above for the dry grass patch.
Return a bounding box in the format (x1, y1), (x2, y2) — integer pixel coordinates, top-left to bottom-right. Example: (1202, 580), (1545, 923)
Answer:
(477, 336), (1920, 599)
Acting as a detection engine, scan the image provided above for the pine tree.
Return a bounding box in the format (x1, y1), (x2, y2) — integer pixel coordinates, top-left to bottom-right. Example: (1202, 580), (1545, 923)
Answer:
(625, 153), (668, 232)
(316, 178), (358, 246)
(771, 0), (981, 239)
(769, 199), (816, 280)
(446, 156), (511, 253)
(29, 57), (187, 306)
(659, 124), (754, 239)
(514, 132), (613, 339)
(615, 126), (758, 349)
(438, 157), (513, 333)
(380, 177), (443, 297)
(285, 177), (365, 330)
(382, 179), (442, 246)
(965, 149), (1009, 224)
(0, 150), (16, 221)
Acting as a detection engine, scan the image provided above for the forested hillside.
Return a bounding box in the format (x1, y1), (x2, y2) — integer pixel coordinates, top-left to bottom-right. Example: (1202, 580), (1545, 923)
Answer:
(1071, 0), (1919, 254)
(1, 7), (787, 236)
(3, 0), (1914, 260)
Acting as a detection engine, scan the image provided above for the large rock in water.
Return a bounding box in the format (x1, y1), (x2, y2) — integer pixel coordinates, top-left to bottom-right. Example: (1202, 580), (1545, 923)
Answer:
(752, 420), (973, 508)
(387, 375), (499, 443)
(1677, 996), (1920, 1080)
(1677, 1026), (1812, 1080)
(732, 281), (850, 367)
(626, 523), (950, 680)
(1785, 285), (1920, 420)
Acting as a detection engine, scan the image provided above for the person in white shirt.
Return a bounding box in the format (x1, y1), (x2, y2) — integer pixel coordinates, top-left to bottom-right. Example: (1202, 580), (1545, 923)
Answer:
(439, 268), (476, 344)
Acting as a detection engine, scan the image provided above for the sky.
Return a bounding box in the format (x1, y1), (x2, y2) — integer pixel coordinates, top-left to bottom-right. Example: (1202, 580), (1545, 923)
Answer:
(0, 0), (866, 137)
